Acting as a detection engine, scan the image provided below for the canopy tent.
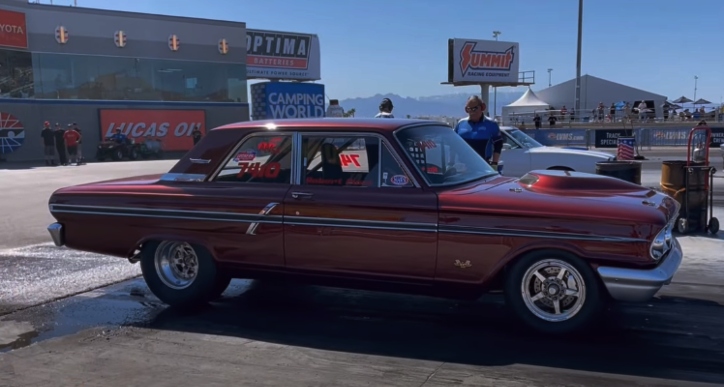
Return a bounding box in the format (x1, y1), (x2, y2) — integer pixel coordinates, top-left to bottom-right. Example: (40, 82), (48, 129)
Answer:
(694, 98), (712, 105)
(502, 87), (550, 123)
(672, 96), (693, 104)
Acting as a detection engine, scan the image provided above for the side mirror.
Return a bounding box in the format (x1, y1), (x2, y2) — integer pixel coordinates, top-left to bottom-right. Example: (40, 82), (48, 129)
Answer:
(502, 143), (512, 151)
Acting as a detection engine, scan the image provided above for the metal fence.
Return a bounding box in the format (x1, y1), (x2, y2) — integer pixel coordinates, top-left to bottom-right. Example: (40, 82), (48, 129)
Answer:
(520, 126), (724, 150)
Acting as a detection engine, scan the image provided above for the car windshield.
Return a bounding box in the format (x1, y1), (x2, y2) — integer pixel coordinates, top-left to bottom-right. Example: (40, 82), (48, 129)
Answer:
(506, 128), (543, 148)
(394, 125), (498, 187)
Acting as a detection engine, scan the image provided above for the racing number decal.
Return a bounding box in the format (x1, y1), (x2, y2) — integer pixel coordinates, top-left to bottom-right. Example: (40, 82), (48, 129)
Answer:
(237, 162), (281, 179)
(339, 154), (361, 167)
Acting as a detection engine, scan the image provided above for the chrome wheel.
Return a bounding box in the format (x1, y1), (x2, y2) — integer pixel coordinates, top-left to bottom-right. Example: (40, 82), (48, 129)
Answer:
(154, 241), (199, 290)
(521, 259), (586, 322)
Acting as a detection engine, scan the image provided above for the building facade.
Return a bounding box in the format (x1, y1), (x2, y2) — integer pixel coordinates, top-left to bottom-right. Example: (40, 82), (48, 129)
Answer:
(0, 0), (249, 161)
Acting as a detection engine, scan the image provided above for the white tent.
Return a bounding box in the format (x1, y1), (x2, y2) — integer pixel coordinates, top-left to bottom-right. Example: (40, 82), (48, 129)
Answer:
(502, 87), (549, 124)
(535, 74), (668, 119)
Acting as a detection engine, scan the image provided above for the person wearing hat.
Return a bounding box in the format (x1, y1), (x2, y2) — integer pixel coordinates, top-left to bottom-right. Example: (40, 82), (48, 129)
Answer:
(40, 121), (56, 166)
(453, 95), (503, 168)
(52, 122), (68, 166)
(375, 98), (395, 118)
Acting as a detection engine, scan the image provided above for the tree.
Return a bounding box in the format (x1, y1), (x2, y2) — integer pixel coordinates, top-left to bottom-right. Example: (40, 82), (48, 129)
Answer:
(343, 108), (356, 117)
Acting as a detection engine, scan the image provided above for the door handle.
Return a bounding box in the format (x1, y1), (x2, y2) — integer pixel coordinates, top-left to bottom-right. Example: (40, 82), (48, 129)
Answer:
(291, 191), (314, 200)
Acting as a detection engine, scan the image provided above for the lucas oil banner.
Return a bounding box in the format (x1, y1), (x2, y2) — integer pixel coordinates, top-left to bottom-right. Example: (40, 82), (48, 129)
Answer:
(98, 109), (205, 151)
(250, 82), (326, 120)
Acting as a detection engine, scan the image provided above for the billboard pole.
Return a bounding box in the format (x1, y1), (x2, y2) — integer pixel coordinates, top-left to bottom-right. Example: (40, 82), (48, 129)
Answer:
(574, 0), (583, 119)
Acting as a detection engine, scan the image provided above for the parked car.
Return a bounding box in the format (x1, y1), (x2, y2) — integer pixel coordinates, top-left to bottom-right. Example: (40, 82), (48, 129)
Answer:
(499, 127), (615, 177)
(47, 118), (682, 334)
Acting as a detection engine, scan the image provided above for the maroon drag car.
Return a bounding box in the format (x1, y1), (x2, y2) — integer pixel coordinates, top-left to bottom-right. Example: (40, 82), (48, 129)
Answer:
(47, 118), (682, 334)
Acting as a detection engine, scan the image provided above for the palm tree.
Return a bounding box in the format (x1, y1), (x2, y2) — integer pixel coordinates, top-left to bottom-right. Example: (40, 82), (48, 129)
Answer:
(343, 108), (356, 117)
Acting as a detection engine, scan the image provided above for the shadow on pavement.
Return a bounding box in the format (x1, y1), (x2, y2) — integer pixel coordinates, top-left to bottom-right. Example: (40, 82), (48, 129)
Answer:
(136, 279), (724, 385)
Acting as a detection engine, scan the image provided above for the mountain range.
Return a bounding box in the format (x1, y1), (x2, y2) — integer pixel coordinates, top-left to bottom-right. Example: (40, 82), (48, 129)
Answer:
(338, 90), (525, 118)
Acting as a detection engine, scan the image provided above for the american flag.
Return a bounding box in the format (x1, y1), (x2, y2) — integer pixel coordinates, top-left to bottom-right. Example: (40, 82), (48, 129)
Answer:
(617, 137), (635, 160)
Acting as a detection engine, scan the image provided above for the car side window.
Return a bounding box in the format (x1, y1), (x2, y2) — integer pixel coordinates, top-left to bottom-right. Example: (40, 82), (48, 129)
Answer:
(214, 134), (292, 184)
(301, 135), (380, 187)
(380, 143), (414, 188)
(503, 132), (521, 150)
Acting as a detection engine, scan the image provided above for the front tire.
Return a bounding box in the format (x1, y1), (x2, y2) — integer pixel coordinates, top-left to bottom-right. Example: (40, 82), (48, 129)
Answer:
(504, 250), (605, 334)
(140, 240), (220, 308)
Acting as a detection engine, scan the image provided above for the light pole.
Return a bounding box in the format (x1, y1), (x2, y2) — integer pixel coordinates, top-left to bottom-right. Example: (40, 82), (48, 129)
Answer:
(574, 0), (583, 120)
(694, 76), (698, 102)
(547, 68), (553, 87)
(492, 31), (501, 118)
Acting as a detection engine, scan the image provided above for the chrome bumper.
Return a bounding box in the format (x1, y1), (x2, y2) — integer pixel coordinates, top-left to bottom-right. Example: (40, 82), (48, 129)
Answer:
(597, 238), (683, 302)
(47, 222), (65, 247)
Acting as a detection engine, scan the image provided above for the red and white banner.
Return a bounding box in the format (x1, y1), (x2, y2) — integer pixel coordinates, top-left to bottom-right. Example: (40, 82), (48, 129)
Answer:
(0, 10), (28, 49)
(99, 109), (205, 151)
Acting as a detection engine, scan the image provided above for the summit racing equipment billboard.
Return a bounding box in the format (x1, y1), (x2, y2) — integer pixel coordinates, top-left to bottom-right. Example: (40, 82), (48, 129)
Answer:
(447, 38), (520, 84)
(98, 109), (205, 151)
(246, 29), (321, 81)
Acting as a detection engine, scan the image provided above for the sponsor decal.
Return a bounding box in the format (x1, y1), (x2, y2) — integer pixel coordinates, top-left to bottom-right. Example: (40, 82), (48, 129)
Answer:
(257, 137), (285, 153)
(237, 161), (282, 180)
(0, 112), (25, 154)
(235, 150), (257, 162)
(218, 38), (229, 54)
(252, 82), (325, 119)
(0, 10), (28, 49)
(99, 109), (205, 151)
(168, 34), (180, 51)
(55, 25), (68, 44)
(418, 140), (437, 149)
(246, 29), (320, 81)
(114, 30), (127, 48)
(390, 175), (410, 186)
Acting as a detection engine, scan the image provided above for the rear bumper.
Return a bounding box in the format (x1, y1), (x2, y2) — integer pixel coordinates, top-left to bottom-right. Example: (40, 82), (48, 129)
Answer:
(596, 238), (683, 302)
(47, 222), (65, 247)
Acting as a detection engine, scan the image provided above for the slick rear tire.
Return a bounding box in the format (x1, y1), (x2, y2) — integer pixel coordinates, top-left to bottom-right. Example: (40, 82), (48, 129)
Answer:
(140, 240), (220, 308)
(504, 250), (605, 335)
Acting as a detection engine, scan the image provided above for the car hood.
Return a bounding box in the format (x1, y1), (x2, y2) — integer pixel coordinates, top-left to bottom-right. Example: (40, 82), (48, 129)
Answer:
(438, 169), (678, 227)
(528, 146), (614, 159)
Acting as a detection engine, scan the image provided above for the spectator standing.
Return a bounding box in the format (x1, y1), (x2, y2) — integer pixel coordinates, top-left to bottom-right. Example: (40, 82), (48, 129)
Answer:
(72, 122), (85, 165)
(637, 100), (647, 122)
(453, 95), (503, 166)
(596, 102), (605, 122)
(533, 114), (542, 129)
(63, 124), (82, 165)
(40, 121), (56, 166)
(53, 123), (67, 166)
(609, 103), (616, 122)
(192, 127), (202, 145)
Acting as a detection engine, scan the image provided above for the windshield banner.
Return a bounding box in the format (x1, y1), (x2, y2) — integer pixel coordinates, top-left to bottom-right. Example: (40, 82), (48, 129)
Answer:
(98, 109), (205, 151)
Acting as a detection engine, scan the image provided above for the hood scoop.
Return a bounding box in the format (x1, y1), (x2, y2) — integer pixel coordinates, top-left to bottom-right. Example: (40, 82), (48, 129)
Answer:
(518, 170), (650, 195)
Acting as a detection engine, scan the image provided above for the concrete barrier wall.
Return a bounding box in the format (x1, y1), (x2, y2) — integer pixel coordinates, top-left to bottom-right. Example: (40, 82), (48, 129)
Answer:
(520, 126), (724, 149)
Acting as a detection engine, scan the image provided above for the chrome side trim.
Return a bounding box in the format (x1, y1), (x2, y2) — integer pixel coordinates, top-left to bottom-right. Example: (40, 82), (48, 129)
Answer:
(47, 222), (65, 247)
(189, 158), (211, 164)
(246, 202), (280, 235)
(285, 215), (438, 233)
(439, 225), (648, 243)
(159, 173), (207, 182)
(597, 238), (683, 302)
(49, 204), (283, 224)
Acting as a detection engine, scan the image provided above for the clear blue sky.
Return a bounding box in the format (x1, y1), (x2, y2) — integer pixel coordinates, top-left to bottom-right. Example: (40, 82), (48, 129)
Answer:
(48, 0), (724, 103)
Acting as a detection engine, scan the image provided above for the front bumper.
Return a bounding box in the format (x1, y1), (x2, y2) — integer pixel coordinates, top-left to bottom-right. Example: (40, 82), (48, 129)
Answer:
(596, 238), (683, 302)
(47, 222), (65, 247)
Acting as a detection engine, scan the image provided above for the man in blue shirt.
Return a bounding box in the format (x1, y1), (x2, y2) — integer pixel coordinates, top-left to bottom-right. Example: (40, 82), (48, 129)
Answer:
(453, 95), (503, 166)
(110, 128), (128, 144)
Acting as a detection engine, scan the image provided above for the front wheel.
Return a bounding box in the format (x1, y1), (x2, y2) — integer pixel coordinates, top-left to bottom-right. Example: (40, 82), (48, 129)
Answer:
(140, 240), (221, 308)
(504, 250), (605, 334)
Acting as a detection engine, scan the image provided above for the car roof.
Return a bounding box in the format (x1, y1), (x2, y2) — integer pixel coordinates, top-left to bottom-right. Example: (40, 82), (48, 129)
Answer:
(213, 118), (446, 132)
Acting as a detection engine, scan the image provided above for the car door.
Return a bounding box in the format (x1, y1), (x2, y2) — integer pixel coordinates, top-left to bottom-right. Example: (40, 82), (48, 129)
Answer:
(283, 132), (439, 280)
(199, 132), (294, 269)
(500, 131), (531, 176)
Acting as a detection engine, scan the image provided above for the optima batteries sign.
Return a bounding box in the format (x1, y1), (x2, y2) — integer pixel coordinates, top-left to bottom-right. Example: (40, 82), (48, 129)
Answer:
(246, 29), (321, 81)
(251, 82), (325, 120)
(99, 109), (205, 151)
(447, 38), (520, 84)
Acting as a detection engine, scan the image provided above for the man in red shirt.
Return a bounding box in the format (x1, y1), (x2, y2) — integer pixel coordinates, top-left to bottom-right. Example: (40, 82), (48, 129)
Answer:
(63, 124), (82, 165)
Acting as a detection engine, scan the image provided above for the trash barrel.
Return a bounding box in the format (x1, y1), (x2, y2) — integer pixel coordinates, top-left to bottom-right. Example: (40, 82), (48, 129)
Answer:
(595, 161), (642, 184)
(660, 160), (709, 233)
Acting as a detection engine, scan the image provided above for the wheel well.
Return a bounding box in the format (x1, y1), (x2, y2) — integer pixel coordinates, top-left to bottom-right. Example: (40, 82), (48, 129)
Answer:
(547, 166), (574, 171)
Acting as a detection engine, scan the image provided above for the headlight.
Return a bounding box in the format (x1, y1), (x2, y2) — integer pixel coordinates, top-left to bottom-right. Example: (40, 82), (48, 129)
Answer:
(650, 221), (674, 260)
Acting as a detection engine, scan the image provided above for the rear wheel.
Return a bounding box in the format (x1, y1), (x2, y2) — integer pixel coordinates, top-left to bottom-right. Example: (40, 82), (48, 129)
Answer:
(129, 147), (139, 160)
(140, 240), (221, 308)
(504, 250), (605, 334)
(112, 149), (123, 161)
